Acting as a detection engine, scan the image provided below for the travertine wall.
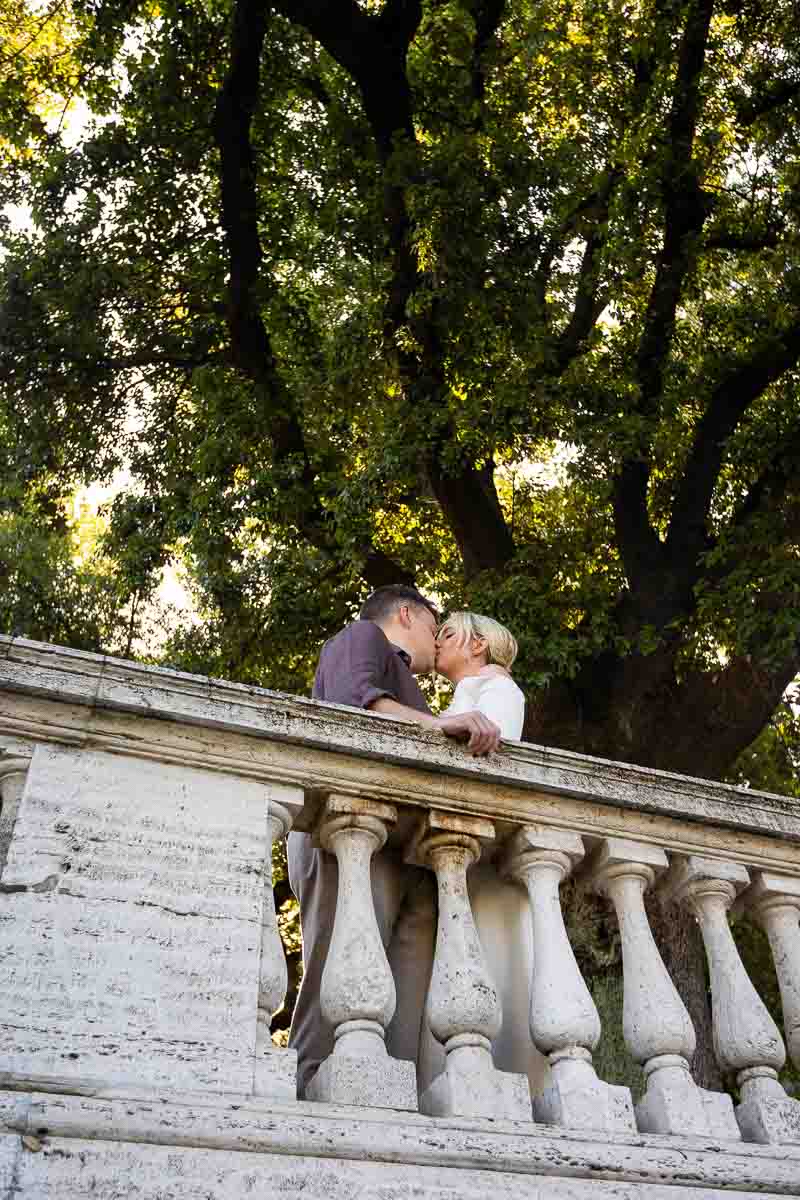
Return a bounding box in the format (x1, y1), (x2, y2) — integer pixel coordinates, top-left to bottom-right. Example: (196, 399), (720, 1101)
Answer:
(1, 743), (272, 1093)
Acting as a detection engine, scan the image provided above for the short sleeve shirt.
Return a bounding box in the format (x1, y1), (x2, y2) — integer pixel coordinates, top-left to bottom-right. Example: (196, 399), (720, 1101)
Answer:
(312, 620), (431, 714)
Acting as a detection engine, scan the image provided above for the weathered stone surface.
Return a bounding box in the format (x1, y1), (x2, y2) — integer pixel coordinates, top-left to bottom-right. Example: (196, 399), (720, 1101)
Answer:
(701, 1088), (741, 1140)
(304, 795), (419, 1111)
(503, 829), (633, 1134)
(414, 812), (531, 1122)
(420, 1045), (531, 1120)
(587, 841), (739, 1139)
(636, 1061), (739, 1140)
(534, 1056), (635, 1133)
(0, 744), (270, 1093)
(252, 1047), (297, 1102)
(744, 873), (800, 1071)
(306, 1051), (418, 1111)
(0, 1091), (31, 1134)
(254, 790), (302, 1101)
(0, 756), (30, 876)
(4, 637), (800, 1194)
(0, 1134), (20, 1195)
(3, 635), (800, 855)
(669, 858), (800, 1143)
(5, 1089), (800, 1189)
(736, 1092), (800, 1146)
(2, 1135), (795, 1200)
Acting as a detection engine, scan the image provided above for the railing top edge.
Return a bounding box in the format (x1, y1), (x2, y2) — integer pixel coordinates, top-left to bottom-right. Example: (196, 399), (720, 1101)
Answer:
(1, 634), (798, 842)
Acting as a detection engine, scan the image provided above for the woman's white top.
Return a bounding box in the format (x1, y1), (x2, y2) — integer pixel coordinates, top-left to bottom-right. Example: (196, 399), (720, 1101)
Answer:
(442, 669), (525, 740)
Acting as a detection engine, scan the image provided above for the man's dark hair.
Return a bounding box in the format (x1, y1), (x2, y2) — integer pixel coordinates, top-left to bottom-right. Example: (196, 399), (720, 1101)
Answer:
(360, 585), (439, 625)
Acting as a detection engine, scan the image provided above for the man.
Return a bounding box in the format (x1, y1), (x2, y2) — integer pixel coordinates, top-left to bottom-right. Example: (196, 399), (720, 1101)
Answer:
(288, 584), (501, 1096)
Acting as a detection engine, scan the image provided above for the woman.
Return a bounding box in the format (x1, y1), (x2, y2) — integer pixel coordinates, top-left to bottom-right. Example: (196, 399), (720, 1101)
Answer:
(435, 611), (525, 740)
(422, 611), (547, 1099)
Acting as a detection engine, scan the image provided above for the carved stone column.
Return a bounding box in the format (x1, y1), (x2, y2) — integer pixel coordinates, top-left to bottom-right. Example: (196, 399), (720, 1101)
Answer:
(744, 872), (800, 1073)
(411, 811), (530, 1120)
(0, 756), (30, 877)
(306, 794), (417, 1110)
(253, 784), (304, 1101)
(670, 855), (800, 1144)
(504, 826), (635, 1132)
(588, 839), (738, 1138)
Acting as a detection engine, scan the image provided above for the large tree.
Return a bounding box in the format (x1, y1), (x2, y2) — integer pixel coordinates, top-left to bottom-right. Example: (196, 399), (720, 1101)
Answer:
(2, 0), (800, 1083)
(3, 0), (800, 778)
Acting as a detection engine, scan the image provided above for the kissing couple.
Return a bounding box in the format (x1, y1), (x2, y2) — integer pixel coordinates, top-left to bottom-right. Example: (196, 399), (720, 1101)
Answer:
(288, 585), (536, 1100)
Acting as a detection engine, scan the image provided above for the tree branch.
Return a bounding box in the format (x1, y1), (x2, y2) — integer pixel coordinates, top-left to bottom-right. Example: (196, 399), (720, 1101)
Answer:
(737, 78), (800, 128)
(635, 0), (715, 410)
(729, 431), (800, 537)
(212, 0), (411, 590)
(700, 229), (782, 254)
(610, 0), (715, 591)
(467, 0), (506, 122)
(657, 637), (800, 780)
(211, 0), (308, 464)
(278, 0), (516, 577)
(273, 0), (418, 155)
(552, 168), (623, 369)
(667, 319), (800, 562)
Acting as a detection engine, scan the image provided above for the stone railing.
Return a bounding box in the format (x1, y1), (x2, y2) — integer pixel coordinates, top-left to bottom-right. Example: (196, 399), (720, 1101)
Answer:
(1, 635), (800, 1198)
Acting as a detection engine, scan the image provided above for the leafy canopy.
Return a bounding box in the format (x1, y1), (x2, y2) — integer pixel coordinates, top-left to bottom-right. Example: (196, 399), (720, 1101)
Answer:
(2, 0), (800, 780)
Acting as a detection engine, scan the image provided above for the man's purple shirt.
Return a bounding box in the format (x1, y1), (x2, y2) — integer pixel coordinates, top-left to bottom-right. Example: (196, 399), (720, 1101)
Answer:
(312, 620), (431, 714)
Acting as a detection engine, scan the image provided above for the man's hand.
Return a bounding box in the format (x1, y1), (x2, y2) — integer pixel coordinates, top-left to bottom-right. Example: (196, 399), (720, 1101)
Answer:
(433, 710), (501, 756)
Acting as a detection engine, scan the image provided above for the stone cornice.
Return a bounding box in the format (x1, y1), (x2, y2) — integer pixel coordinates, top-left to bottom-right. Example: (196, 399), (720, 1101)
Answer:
(1, 635), (799, 850)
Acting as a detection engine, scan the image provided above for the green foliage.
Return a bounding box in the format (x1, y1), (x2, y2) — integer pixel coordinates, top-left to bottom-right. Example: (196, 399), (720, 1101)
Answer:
(728, 693), (800, 798)
(591, 973), (646, 1099)
(2, 0), (800, 777)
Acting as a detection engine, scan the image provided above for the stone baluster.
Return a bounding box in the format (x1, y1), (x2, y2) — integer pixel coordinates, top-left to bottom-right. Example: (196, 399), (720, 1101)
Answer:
(306, 794), (417, 1110)
(588, 838), (738, 1138)
(743, 872), (800, 1073)
(0, 756), (31, 877)
(411, 810), (530, 1120)
(670, 855), (800, 1144)
(503, 827), (635, 1132)
(254, 784), (304, 1101)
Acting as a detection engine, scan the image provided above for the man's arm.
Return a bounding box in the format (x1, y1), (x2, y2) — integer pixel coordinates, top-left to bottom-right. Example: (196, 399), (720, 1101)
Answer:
(369, 697), (501, 756)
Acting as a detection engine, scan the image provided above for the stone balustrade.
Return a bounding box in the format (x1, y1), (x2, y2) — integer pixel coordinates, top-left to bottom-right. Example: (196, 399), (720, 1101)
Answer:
(1, 636), (800, 1198)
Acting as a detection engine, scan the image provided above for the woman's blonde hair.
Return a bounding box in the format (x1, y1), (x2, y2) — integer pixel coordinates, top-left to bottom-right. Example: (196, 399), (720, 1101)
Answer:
(439, 611), (518, 670)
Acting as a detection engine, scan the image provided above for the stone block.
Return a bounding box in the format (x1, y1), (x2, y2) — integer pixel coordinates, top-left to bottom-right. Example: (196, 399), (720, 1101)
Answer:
(0, 744), (269, 1094)
(636, 1067), (739, 1139)
(0, 1136), (20, 1196)
(701, 1088), (741, 1140)
(420, 1050), (531, 1121)
(305, 1052), (418, 1111)
(590, 836), (669, 876)
(736, 1093), (800, 1144)
(535, 1057), (635, 1133)
(405, 808), (495, 866)
(253, 1046), (297, 1102)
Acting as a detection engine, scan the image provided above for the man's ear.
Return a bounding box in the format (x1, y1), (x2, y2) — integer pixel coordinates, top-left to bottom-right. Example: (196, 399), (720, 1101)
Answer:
(397, 604), (413, 629)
